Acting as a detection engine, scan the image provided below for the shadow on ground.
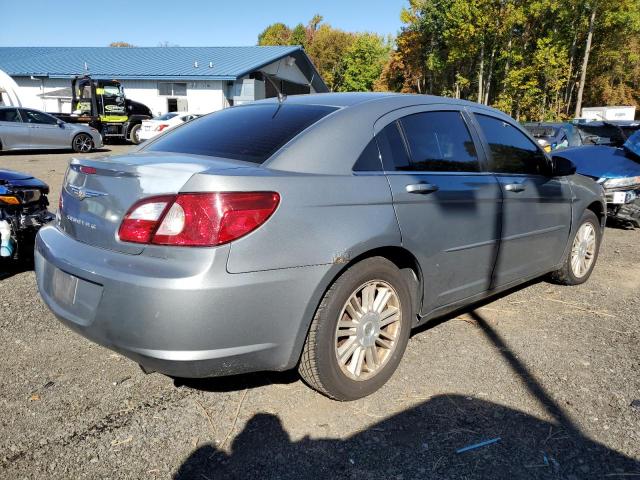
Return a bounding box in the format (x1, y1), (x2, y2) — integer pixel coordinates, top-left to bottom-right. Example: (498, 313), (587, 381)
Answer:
(175, 395), (638, 480)
(175, 311), (639, 479)
(0, 148), (111, 156)
(0, 258), (33, 281)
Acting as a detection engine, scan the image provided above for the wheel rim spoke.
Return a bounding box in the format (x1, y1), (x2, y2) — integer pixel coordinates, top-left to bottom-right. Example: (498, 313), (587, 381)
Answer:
(334, 279), (401, 381)
(570, 222), (597, 278)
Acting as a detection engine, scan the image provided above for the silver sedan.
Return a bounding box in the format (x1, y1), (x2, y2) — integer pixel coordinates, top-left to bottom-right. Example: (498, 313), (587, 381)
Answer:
(0, 106), (103, 153)
(35, 93), (605, 401)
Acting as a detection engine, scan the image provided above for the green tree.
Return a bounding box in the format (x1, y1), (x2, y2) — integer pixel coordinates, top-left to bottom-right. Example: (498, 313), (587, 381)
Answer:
(290, 23), (308, 47)
(305, 24), (355, 90)
(338, 34), (390, 92)
(258, 23), (291, 46)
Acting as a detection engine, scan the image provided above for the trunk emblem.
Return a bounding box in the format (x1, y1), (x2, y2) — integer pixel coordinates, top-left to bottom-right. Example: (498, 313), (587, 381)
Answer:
(66, 185), (107, 201)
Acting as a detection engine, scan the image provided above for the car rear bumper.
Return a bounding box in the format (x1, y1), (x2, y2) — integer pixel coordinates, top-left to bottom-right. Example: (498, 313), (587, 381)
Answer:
(35, 224), (331, 378)
(137, 130), (157, 142)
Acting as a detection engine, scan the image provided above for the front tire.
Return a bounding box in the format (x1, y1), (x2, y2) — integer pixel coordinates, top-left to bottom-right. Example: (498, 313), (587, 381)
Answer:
(299, 257), (413, 401)
(550, 210), (601, 285)
(72, 133), (94, 153)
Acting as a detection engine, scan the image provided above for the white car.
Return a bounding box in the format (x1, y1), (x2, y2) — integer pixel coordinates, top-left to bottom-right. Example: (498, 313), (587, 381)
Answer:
(137, 112), (200, 142)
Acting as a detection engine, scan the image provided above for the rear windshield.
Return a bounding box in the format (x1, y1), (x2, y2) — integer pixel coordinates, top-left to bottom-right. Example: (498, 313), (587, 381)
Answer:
(144, 103), (337, 163)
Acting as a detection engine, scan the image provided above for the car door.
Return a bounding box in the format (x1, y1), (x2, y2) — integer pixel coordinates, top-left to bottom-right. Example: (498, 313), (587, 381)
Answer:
(21, 109), (69, 149)
(0, 108), (31, 149)
(377, 107), (502, 313)
(471, 112), (572, 286)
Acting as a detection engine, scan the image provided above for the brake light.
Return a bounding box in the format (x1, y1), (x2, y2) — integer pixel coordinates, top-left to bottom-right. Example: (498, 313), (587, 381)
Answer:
(156, 124), (170, 132)
(118, 192), (279, 246)
(79, 166), (96, 175)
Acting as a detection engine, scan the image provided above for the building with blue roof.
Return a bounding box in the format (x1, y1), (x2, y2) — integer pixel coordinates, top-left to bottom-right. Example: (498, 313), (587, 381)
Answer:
(0, 46), (327, 115)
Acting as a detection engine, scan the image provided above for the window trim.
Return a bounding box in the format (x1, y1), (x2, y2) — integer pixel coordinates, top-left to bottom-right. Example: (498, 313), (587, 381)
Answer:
(468, 110), (552, 177)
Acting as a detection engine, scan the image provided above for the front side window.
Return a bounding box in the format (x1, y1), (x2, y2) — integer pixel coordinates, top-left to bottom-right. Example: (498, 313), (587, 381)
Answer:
(21, 109), (58, 125)
(476, 114), (547, 175)
(145, 103), (337, 164)
(0, 108), (21, 122)
(398, 111), (480, 172)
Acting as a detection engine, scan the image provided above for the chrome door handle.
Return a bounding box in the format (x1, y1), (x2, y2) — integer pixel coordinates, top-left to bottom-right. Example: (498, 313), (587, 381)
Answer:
(504, 183), (526, 192)
(406, 183), (439, 194)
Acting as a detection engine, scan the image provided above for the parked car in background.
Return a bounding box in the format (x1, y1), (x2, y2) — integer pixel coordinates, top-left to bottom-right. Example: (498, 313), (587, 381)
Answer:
(524, 122), (583, 152)
(0, 107), (103, 153)
(138, 112), (201, 142)
(575, 120), (640, 148)
(556, 130), (640, 228)
(35, 93), (605, 401)
(524, 120), (640, 152)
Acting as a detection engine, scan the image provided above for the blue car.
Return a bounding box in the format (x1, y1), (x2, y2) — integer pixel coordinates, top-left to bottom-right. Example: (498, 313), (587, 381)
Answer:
(557, 130), (640, 227)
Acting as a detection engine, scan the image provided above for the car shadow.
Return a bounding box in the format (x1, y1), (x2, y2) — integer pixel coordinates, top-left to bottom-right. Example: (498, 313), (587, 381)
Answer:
(174, 310), (639, 479)
(174, 397), (638, 480)
(0, 148), (111, 156)
(0, 258), (33, 280)
(173, 369), (300, 393)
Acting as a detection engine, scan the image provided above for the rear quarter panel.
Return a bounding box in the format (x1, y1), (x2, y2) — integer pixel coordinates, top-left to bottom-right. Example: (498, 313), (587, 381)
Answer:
(182, 169), (401, 273)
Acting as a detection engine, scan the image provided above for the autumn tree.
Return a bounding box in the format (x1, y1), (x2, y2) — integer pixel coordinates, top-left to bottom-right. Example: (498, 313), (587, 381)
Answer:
(109, 41), (135, 47)
(258, 15), (388, 92)
(378, 0), (640, 121)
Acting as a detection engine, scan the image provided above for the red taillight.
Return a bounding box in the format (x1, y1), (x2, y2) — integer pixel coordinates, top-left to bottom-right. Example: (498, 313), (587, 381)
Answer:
(156, 124), (170, 132)
(118, 192), (280, 246)
(79, 166), (97, 175)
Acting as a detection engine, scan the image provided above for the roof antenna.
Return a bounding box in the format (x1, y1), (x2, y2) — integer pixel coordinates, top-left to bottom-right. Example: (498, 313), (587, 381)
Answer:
(260, 71), (286, 104)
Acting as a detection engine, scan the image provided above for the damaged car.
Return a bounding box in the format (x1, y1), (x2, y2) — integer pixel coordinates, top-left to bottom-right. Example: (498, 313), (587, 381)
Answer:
(35, 93), (605, 400)
(0, 169), (54, 261)
(558, 130), (640, 228)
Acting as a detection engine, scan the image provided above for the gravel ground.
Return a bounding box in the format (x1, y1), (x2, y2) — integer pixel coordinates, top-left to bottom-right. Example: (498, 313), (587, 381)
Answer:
(0, 146), (639, 479)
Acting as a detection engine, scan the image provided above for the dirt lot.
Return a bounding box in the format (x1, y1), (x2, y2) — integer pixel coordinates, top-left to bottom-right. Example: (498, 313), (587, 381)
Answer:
(0, 146), (639, 479)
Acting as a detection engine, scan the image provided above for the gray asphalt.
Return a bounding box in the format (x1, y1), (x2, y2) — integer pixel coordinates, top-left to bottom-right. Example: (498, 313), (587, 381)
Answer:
(0, 146), (638, 479)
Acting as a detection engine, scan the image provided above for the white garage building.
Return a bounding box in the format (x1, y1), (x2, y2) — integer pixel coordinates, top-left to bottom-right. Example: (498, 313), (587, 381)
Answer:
(0, 46), (327, 116)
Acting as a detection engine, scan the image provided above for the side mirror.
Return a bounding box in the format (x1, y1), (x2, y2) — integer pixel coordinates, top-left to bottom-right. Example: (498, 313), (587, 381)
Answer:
(56, 119), (64, 127)
(550, 155), (577, 177)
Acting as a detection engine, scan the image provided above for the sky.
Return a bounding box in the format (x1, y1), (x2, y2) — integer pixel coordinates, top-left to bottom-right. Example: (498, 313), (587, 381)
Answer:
(0, 0), (406, 47)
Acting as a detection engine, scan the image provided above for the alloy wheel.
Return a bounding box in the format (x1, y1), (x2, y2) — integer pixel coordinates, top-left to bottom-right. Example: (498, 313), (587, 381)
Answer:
(334, 280), (402, 381)
(74, 134), (93, 152)
(570, 222), (597, 278)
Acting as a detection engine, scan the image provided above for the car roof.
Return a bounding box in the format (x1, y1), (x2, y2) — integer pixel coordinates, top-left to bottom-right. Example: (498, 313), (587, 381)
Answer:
(262, 93), (511, 175)
(254, 92), (505, 114)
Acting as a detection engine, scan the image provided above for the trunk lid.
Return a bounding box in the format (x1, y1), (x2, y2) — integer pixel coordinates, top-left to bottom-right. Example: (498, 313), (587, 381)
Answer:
(59, 152), (250, 254)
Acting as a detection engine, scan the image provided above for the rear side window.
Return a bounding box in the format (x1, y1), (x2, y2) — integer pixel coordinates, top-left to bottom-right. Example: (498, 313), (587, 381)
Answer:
(476, 114), (547, 175)
(145, 104), (337, 163)
(398, 111), (480, 172)
(353, 139), (382, 171)
(0, 109), (21, 122)
(376, 122), (411, 170)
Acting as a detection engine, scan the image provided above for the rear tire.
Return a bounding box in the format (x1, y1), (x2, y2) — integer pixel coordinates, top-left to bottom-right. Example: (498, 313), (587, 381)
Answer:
(129, 124), (142, 145)
(550, 210), (601, 285)
(299, 257), (413, 401)
(72, 133), (94, 153)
